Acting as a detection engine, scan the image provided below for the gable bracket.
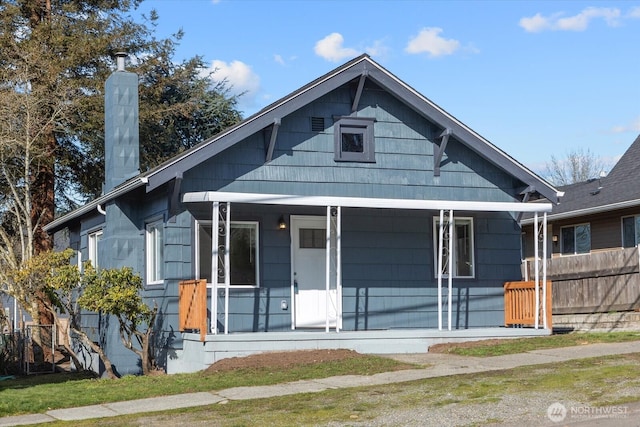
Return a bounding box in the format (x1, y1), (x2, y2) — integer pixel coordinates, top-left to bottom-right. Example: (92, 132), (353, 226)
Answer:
(433, 128), (452, 177)
(265, 118), (281, 163)
(351, 70), (368, 113)
(516, 186), (535, 223)
(168, 172), (183, 222)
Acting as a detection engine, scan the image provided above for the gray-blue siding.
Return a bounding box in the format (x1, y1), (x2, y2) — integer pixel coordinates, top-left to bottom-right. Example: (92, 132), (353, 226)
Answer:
(72, 81), (528, 374)
(202, 208), (521, 334)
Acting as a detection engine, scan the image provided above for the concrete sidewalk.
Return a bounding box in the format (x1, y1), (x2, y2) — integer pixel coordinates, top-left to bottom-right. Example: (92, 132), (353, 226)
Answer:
(2, 341), (640, 426)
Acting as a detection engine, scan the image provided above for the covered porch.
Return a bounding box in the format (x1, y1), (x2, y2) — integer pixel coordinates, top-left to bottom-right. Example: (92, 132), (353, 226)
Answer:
(181, 191), (551, 341)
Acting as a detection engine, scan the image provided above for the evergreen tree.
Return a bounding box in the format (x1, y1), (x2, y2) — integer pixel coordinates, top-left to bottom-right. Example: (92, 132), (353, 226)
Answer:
(0, 1), (242, 326)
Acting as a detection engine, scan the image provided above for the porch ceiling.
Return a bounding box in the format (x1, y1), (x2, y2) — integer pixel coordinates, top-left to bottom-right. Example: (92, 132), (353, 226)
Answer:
(182, 191), (553, 213)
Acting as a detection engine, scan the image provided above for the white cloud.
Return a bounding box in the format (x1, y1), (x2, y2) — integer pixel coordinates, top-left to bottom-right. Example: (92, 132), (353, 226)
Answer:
(611, 116), (640, 133)
(520, 7), (621, 32)
(273, 54), (285, 66)
(205, 59), (261, 112)
(519, 13), (554, 33)
(364, 39), (390, 59)
(628, 6), (640, 18)
(405, 27), (460, 58)
(314, 33), (360, 62)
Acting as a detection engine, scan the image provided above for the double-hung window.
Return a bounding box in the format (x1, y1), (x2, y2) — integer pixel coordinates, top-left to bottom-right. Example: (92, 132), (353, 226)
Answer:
(196, 221), (259, 287)
(560, 224), (591, 255)
(88, 229), (103, 269)
(622, 215), (640, 248)
(146, 219), (164, 285)
(334, 117), (375, 162)
(433, 217), (475, 278)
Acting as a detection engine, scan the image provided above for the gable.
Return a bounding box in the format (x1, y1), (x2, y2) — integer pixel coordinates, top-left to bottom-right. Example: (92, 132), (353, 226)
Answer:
(145, 55), (558, 201)
(182, 80), (523, 204)
(46, 55), (559, 233)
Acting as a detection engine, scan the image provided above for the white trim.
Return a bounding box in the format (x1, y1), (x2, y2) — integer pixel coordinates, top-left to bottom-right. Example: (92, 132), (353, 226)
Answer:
(622, 214), (640, 248)
(145, 218), (165, 286)
(336, 206), (342, 333)
(447, 210), (453, 331)
(326, 206), (331, 333)
(183, 191), (552, 213)
(542, 212), (548, 329)
(559, 222), (591, 255)
(433, 216), (475, 279)
(437, 210), (444, 331)
(521, 198), (640, 225)
(87, 229), (103, 270)
(211, 202), (219, 335)
(197, 220), (261, 289)
(224, 203), (231, 334)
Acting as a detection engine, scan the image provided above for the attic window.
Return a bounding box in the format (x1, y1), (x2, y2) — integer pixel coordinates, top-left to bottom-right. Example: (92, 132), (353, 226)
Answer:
(311, 117), (325, 132)
(334, 116), (375, 163)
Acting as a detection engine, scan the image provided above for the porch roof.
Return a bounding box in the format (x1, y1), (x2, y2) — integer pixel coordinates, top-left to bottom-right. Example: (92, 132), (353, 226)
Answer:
(183, 191), (553, 213)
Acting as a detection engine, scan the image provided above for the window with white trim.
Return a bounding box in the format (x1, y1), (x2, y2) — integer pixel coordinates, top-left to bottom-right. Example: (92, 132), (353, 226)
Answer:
(334, 117), (375, 162)
(622, 215), (640, 248)
(433, 217), (475, 278)
(560, 223), (590, 255)
(196, 221), (259, 287)
(88, 230), (103, 269)
(146, 219), (164, 285)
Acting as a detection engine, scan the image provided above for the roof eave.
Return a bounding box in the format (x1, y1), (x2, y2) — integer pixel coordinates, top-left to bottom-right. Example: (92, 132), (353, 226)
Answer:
(44, 177), (147, 233)
(520, 198), (640, 225)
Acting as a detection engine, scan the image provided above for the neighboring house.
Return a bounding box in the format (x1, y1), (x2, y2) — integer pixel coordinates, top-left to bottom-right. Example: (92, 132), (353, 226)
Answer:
(521, 135), (640, 318)
(45, 54), (559, 375)
(522, 134), (640, 258)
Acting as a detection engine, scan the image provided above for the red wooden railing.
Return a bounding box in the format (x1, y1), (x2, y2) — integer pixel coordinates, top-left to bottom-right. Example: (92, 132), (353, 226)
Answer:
(178, 279), (208, 342)
(504, 281), (552, 329)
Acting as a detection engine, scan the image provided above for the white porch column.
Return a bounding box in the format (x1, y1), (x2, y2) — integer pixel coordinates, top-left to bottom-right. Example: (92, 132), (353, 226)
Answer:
(534, 212), (540, 329)
(447, 209), (454, 331)
(224, 203), (231, 334)
(542, 212), (548, 329)
(211, 201), (220, 335)
(325, 206), (331, 333)
(437, 210), (444, 331)
(336, 206), (342, 332)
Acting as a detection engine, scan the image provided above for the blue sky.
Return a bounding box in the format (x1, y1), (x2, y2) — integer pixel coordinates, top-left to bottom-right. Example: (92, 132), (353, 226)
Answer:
(134, 0), (640, 175)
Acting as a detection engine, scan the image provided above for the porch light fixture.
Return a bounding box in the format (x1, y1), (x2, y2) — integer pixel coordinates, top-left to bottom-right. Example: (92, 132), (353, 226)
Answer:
(278, 215), (287, 230)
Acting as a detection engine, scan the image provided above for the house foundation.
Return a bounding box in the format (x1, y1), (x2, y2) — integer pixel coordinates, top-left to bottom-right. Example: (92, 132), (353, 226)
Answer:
(166, 328), (551, 374)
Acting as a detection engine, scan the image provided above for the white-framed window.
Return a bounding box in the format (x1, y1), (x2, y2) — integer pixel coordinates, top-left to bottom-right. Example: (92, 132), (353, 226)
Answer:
(622, 215), (640, 248)
(560, 223), (591, 255)
(88, 229), (103, 269)
(196, 220), (260, 287)
(334, 117), (375, 162)
(433, 217), (475, 278)
(146, 219), (164, 285)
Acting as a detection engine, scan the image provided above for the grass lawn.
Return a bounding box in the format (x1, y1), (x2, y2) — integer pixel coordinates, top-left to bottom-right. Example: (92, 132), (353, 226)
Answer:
(1, 331), (639, 420)
(0, 353), (411, 417)
(431, 331), (640, 357)
(44, 352), (640, 427)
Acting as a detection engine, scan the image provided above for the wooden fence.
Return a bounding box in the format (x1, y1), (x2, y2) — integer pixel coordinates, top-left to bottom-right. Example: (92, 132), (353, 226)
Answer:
(523, 247), (640, 314)
(178, 279), (208, 342)
(504, 281), (552, 328)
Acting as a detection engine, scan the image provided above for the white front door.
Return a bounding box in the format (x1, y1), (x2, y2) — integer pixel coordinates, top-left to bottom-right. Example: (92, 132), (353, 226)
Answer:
(292, 216), (337, 328)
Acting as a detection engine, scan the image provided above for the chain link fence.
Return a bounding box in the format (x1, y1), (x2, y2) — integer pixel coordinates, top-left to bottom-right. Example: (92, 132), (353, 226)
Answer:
(0, 325), (58, 375)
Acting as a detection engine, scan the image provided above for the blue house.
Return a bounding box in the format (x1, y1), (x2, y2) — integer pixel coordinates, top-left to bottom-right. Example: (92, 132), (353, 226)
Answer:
(46, 54), (559, 375)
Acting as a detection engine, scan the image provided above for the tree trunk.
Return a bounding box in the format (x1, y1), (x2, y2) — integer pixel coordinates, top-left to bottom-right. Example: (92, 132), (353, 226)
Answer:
(70, 327), (118, 379)
(32, 131), (56, 362)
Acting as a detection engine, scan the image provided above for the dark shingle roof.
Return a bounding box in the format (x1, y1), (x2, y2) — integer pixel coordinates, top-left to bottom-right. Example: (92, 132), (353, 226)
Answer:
(537, 134), (640, 221)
